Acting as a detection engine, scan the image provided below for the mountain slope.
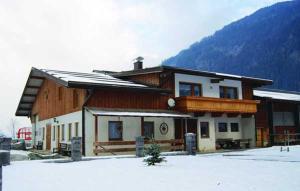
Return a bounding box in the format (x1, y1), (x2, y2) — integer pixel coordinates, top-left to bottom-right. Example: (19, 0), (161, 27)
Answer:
(163, 1), (300, 91)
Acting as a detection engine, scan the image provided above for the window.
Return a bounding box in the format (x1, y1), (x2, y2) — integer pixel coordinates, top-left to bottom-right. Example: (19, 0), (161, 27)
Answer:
(143, 122), (154, 139)
(52, 126), (56, 141)
(61, 124), (65, 141)
(179, 82), (202, 97)
(68, 123), (72, 141)
(230, 123), (239, 132)
(218, 123), (228, 132)
(75, 122), (79, 137)
(73, 90), (79, 108)
(108, 121), (123, 141)
(273, 112), (295, 126)
(58, 87), (63, 101)
(200, 122), (209, 138)
(220, 86), (238, 99)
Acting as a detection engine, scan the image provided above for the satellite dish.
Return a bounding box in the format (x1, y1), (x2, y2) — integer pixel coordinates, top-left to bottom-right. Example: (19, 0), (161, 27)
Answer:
(168, 98), (176, 108)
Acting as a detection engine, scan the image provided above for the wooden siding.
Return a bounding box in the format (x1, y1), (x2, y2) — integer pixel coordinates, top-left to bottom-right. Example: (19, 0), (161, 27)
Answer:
(125, 73), (160, 87)
(32, 79), (86, 121)
(87, 89), (170, 110)
(242, 82), (254, 100)
(175, 96), (259, 113)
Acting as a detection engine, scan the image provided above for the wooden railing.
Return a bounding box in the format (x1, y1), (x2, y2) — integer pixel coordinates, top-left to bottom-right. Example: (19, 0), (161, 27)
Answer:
(175, 96), (259, 113)
(93, 139), (184, 155)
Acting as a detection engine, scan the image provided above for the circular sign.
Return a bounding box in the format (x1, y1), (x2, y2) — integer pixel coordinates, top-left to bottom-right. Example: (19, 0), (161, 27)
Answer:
(159, 122), (169, 135)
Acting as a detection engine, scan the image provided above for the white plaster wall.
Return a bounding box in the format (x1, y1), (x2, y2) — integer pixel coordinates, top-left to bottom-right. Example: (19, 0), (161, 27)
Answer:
(214, 115), (242, 140)
(241, 116), (256, 148)
(145, 117), (175, 140)
(85, 110), (95, 156)
(96, 116), (174, 143)
(34, 111), (82, 152)
(197, 114), (216, 152)
(174, 73), (243, 99)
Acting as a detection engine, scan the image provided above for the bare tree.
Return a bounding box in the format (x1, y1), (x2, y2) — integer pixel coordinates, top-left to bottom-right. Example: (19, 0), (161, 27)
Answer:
(10, 118), (17, 139)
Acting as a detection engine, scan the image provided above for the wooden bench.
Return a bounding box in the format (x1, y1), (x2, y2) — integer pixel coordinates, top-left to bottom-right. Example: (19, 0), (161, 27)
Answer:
(93, 139), (184, 155)
(216, 138), (251, 149)
(235, 139), (251, 149)
(59, 143), (71, 156)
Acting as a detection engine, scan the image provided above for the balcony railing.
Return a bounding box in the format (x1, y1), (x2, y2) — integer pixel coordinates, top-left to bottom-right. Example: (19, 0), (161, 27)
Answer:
(175, 96), (260, 113)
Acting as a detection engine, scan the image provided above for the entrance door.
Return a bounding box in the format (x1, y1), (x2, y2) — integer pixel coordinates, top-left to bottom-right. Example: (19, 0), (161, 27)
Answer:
(46, 125), (51, 150)
(175, 119), (184, 139)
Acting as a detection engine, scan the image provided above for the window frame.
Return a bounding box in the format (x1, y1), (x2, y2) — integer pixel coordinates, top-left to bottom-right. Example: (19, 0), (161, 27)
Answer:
(230, 123), (239, 132)
(200, 122), (210, 138)
(108, 121), (123, 141)
(143, 121), (155, 140)
(179, 82), (202, 97)
(218, 122), (228, 132)
(219, 86), (238, 99)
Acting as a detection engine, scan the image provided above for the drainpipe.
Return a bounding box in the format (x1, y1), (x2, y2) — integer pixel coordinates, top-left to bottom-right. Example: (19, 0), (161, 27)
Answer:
(82, 89), (94, 156)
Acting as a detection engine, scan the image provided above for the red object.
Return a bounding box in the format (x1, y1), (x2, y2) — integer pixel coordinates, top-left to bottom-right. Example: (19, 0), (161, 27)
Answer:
(17, 127), (32, 141)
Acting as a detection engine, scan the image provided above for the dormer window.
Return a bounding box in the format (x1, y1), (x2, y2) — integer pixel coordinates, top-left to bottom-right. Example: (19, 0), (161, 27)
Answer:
(179, 82), (202, 97)
(220, 86), (238, 99)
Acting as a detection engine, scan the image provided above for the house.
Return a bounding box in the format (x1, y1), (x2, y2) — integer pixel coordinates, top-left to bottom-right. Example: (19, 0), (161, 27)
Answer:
(15, 60), (272, 156)
(254, 89), (300, 147)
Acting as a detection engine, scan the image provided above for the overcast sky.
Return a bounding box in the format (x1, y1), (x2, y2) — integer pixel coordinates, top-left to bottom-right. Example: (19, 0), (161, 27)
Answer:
(0, 0), (285, 136)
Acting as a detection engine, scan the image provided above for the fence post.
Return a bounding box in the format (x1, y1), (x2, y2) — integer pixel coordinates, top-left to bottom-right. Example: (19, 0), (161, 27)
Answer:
(185, 133), (196, 155)
(71, 137), (82, 161)
(135, 136), (144, 157)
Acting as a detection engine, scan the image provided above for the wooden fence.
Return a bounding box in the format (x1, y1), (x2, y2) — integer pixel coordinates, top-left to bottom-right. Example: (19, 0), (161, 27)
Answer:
(93, 139), (184, 155)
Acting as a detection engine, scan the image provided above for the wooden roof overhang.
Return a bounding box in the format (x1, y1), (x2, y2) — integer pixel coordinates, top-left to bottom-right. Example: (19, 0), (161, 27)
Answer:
(112, 65), (273, 87)
(15, 68), (170, 117)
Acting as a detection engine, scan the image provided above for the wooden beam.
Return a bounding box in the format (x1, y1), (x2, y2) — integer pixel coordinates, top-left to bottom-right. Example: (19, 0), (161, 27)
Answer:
(20, 101), (34, 104)
(211, 112), (223, 117)
(26, 85), (40, 89)
(194, 112), (205, 117)
(94, 116), (98, 142)
(227, 113), (240, 118)
(30, 76), (45, 80)
(267, 101), (274, 145)
(23, 93), (37, 97)
(141, 116), (144, 136)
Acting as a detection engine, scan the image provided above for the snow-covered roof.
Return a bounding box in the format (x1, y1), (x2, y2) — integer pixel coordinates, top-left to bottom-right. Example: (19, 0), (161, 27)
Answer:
(254, 89), (300, 102)
(40, 69), (147, 88)
(87, 108), (191, 118)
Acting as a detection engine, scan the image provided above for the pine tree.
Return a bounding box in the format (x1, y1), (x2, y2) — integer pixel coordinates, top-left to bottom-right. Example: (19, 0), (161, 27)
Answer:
(144, 143), (165, 166)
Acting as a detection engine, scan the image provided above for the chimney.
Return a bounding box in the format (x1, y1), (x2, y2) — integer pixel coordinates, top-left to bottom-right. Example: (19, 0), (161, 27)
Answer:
(133, 56), (144, 70)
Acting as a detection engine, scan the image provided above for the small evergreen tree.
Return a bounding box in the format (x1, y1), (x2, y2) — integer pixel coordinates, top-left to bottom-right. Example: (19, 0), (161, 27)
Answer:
(144, 143), (165, 166)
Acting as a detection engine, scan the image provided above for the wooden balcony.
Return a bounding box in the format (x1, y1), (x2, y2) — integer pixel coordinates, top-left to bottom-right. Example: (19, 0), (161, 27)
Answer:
(175, 96), (260, 113)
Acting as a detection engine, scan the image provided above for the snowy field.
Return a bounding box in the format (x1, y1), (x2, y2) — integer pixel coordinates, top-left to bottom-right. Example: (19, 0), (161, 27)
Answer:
(4, 146), (300, 191)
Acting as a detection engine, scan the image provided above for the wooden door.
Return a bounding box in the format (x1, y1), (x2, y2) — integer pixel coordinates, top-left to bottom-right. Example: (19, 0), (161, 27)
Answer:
(46, 125), (51, 150)
(175, 119), (184, 139)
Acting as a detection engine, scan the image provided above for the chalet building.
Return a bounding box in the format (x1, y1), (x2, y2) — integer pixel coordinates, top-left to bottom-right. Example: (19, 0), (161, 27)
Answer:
(254, 89), (300, 147)
(16, 61), (272, 156)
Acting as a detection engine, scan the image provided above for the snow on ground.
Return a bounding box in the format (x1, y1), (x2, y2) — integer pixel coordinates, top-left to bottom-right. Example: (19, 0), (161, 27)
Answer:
(10, 150), (30, 161)
(4, 146), (300, 191)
